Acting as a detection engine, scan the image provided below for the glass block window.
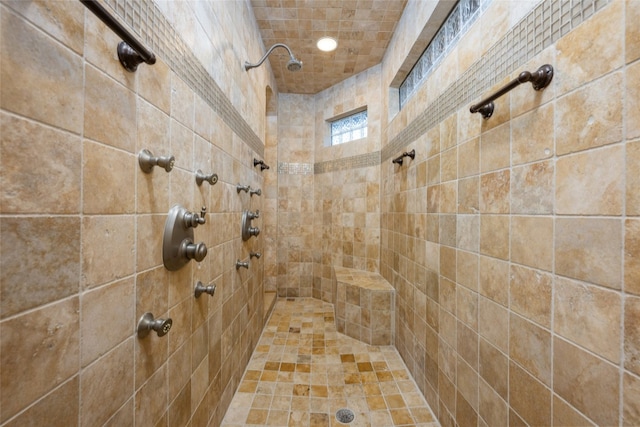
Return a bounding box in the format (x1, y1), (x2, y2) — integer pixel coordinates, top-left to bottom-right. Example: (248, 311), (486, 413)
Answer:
(399, 0), (491, 109)
(330, 110), (368, 145)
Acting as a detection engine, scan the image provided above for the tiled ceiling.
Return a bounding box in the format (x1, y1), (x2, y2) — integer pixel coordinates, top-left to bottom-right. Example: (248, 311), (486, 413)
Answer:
(249, 0), (408, 94)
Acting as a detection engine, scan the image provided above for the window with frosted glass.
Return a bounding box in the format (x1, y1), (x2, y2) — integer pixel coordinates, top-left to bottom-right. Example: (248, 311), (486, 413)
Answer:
(330, 110), (368, 145)
(399, 0), (490, 109)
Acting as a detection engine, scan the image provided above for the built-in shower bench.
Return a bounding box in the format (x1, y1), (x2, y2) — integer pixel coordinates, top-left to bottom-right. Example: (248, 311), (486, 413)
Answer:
(332, 266), (395, 345)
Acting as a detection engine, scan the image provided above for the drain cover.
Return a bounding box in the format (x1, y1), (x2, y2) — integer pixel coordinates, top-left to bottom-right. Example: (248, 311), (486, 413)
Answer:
(336, 408), (355, 424)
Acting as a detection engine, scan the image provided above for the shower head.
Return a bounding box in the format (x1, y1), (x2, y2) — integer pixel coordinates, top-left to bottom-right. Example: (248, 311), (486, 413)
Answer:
(245, 43), (303, 72)
(286, 57), (303, 72)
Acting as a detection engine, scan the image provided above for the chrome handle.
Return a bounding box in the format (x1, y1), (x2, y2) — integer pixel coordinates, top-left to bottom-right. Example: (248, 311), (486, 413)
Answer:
(183, 207), (206, 228)
(181, 240), (207, 262)
(248, 210), (260, 220)
(138, 149), (175, 173)
(195, 170), (218, 186)
(194, 281), (216, 298)
(137, 312), (172, 338)
(248, 226), (260, 237)
(236, 260), (249, 270)
(250, 188), (262, 197)
(236, 184), (250, 193)
(250, 252), (261, 259)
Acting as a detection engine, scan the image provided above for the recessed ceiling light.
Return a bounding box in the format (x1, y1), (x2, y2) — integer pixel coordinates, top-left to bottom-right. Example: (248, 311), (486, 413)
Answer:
(317, 37), (337, 52)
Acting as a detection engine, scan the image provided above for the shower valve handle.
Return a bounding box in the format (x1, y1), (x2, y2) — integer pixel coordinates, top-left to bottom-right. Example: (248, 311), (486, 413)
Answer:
(183, 207), (206, 228)
(248, 210), (260, 220)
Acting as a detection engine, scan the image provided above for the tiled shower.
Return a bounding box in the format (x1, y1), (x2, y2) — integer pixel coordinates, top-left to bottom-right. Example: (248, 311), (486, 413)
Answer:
(1, 0), (639, 426)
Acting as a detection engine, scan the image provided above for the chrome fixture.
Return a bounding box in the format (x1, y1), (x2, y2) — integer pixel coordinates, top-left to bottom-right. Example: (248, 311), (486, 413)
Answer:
(245, 43), (302, 72)
(250, 252), (261, 259)
(80, 0), (156, 72)
(194, 281), (216, 298)
(138, 149), (175, 173)
(163, 205), (208, 271)
(254, 158), (270, 171)
(237, 184), (250, 194)
(241, 210), (260, 241)
(250, 188), (262, 197)
(137, 312), (172, 338)
(470, 64), (554, 119)
(392, 149), (416, 166)
(195, 170), (218, 186)
(236, 260), (249, 270)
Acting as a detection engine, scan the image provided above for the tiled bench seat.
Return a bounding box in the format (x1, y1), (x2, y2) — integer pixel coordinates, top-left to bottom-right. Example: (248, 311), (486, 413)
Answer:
(332, 266), (395, 345)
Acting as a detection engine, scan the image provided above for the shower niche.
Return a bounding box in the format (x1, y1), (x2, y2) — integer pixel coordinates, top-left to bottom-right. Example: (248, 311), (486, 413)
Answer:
(163, 204), (208, 271)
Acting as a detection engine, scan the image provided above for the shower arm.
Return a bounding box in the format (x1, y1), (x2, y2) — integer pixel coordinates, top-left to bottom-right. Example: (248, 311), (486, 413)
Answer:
(245, 43), (295, 71)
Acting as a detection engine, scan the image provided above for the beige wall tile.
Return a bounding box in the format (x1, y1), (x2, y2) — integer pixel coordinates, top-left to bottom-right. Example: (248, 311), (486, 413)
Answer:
(81, 278), (134, 367)
(4, 377), (79, 427)
(0, 9), (83, 133)
(509, 361), (551, 426)
(135, 363), (167, 427)
(511, 102), (554, 166)
(81, 339), (134, 427)
(81, 215), (135, 289)
(1, 216), (80, 317)
(624, 295), (640, 376)
(441, 147), (457, 183)
(0, 297), (79, 422)
(83, 141), (136, 214)
(555, 0), (623, 95)
(480, 124), (509, 174)
(457, 177), (479, 215)
(0, 113), (81, 214)
(510, 216), (553, 272)
(84, 65), (136, 152)
(479, 338), (509, 402)
(456, 250), (478, 291)
(627, 0), (640, 63)
(478, 379), (507, 427)
(138, 59), (171, 114)
(623, 372), (640, 426)
(3, 0), (84, 54)
(626, 219), (640, 296)
(556, 145), (624, 215)
(556, 72), (623, 155)
(136, 214), (165, 271)
(479, 170), (510, 214)
(478, 297), (508, 353)
(479, 256), (509, 307)
(171, 74), (195, 129)
(555, 277), (622, 363)
(627, 62), (640, 140)
(554, 337), (620, 426)
(552, 395), (596, 427)
(480, 215), (509, 260)
(509, 314), (551, 386)
(458, 138), (479, 179)
(456, 214), (479, 253)
(555, 218), (622, 289)
(627, 140), (640, 215)
(509, 265), (552, 328)
(510, 160), (553, 214)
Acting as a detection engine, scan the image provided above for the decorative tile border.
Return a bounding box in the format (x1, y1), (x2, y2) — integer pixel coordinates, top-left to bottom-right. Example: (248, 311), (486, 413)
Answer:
(314, 152), (380, 174)
(104, 0), (264, 156)
(383, 0), (611, 161)
(277, 162), (314, 175)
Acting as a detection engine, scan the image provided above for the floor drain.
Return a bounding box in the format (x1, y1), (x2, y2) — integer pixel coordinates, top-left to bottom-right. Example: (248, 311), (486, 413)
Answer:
(336, 408), (355, 424)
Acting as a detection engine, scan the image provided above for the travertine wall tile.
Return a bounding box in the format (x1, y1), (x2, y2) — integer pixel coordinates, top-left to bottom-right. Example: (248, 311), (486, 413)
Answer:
(509, 265), (552, 328)
(627, 61), (640, 140)
(508, 361), (551, 426)
(625, 219), (640, 296)
(555, 218), (622, 289)
(511, 102), (554, 166)
(510, 216), (553, 271)
(510, 160), (553, 214)
(552, 395), (596, 427)
(623, 372), (640, 426)
(509, 314), (551, 386)
(624, 295), (640, 376)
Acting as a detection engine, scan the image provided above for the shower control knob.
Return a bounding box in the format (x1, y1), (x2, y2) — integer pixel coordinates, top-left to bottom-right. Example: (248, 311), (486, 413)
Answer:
(194, 281), (216, 298)
(248, 226), (260, 237)
(181, 240), (207, 262)
(195, 170), (218, 186)
(138, 149), (175, 173)
(236, 184), (250, 193)
(137, 312), (172, 338)
(250, 188), (262, 197)
(250, 252), (262, 259)
(183, 207), (206, 228)
(248, 210), (260, 220)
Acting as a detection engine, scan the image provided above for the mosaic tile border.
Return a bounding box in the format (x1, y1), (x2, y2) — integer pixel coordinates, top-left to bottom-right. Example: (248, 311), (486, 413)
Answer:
(277, 162), (314, 175)
(314, 152), (381, 174)
(103, 0), (264, 157)
(382, 0), (611, 162)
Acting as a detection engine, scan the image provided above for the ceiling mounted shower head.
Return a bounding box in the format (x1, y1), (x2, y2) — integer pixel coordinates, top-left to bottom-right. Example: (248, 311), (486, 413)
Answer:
(286, 58), (302, 72)
(245, 43), (303, 72)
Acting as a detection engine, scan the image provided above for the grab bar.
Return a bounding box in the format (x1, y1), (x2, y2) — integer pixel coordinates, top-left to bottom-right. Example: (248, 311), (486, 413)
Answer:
(392, 149), (415, 166)
(80, 0), (156, 72)
(470, 64), (553, 119)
